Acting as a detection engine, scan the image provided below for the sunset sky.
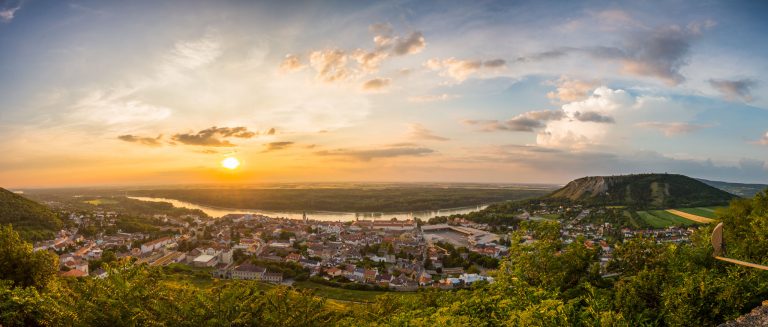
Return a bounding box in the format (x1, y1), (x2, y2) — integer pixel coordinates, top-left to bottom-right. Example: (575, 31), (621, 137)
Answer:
(1, 0), (767, 188)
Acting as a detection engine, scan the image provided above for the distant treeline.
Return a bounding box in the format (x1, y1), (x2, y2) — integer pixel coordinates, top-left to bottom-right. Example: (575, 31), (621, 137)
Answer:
(126, 188), (551, 212)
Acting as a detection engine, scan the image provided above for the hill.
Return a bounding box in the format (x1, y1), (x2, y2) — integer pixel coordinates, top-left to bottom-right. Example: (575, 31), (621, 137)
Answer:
(548, 173), (738, 209)
(697, 178), (768, 198)
(0, 188), (62, 241)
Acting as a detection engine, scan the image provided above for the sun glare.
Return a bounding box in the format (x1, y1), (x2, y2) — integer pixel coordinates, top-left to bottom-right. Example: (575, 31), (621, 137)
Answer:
(221, 157), (240, 170)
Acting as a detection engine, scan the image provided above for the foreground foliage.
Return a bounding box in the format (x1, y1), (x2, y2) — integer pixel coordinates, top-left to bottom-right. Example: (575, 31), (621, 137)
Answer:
(2, 190), (768, 326)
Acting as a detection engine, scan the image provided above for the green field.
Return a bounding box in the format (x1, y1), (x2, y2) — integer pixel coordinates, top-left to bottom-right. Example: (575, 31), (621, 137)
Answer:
(673, 207), (723, 219)
(84, 198), (119, 206)
(636, 210), (698, 228)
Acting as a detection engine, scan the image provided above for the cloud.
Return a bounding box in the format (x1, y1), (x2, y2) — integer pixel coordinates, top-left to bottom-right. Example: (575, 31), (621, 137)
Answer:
(75, 91), (172, 125)
(172, 126), (255, 147)
(616, 25), (710, 85)
(309, 49), (352, 82)
(361, 78), (391, 91)
(708, 79), (757, 102)
(538, 87), (634, 149)
(0, 0), (22, 23)
(408, 123), (449, 141)
(316, 146), (434, 161)
(425, 58), (505, 82)
(266, 128), (276, 135)
(279, 54), (305, 72)
(284, 24), (425, 83)
(546, 76), (599, 103)
(483, 59), (506, 68)
(515, 48), (572, 63)
(573, 111), (615, 123)
(755, 131), (768, 146)
(636, 122), (710, 136)
(464, 109), (565, 132)
(168, 36), (221, 69)
(117, 134), (163, 147)
(407, 94), (460, 103)
(392, 31), (426, 56)
(263, 141), (294, 152)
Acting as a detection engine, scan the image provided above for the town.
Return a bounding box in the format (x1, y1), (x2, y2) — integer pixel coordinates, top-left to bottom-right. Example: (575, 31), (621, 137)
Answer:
(30, 196), (700, 295)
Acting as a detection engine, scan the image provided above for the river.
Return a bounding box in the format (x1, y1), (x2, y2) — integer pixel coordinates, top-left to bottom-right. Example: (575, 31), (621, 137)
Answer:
(128, 196), (488, 222)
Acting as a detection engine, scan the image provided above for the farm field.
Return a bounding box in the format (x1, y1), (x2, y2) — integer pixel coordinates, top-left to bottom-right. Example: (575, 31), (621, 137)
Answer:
(665, 209), (715, 224)
(636, 210), (698, 228)
(83, 198), (119, 205)
(672, 207), (724, 219)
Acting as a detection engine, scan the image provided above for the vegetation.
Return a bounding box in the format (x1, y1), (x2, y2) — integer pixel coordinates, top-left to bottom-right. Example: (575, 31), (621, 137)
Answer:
(0, 188), (62, 241)
(548, 174), (738, 209)
(635, 210), (698, 228)
(126, 187), (551, 212)
(3, 189), (768, 325)
(698, 178), (768, 198)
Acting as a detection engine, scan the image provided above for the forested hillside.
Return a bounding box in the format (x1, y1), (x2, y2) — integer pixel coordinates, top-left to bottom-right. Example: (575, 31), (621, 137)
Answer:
(0, 188), (62, 241)
(2, 190), (768, 326)
(127, 187), (550, 212)
(548, 174), (737, 209)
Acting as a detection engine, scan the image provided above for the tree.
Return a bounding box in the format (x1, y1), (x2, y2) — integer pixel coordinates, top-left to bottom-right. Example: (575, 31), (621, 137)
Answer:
(0, 225), (58, 290)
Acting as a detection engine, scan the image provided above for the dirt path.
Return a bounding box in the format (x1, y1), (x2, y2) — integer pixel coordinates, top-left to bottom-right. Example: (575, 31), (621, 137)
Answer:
(666, 209), (715, 224)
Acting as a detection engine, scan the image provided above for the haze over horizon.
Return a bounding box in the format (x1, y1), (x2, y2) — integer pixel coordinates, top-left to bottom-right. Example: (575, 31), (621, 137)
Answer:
(1, 0), (768, 188)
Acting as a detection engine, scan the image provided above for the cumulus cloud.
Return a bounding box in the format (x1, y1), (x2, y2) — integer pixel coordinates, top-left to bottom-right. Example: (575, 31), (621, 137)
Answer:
(263, 141), (294, 152)
(408, 123), (449, 141)
(172, 126), (255, 147)
(547, 76), (599, 103)
(392, 31), (426, 55)
(0, 0), (22, 23)
(637, 122), (710, 136)
(117, 134), (163, 147)
(279, 54), (305, 72)
(407, 93), (460, 103)
(709, 78), (757, 102)
(283, 23), (425, 83)
(316, 146), (434, 161)
(361, 78), (391, 91)
(309, 49), (351, 82)
(266, 128), (276, 135)
(425, 57), (505, 82)
(464, 110), (565, 132)
(538, 87), (633, 149)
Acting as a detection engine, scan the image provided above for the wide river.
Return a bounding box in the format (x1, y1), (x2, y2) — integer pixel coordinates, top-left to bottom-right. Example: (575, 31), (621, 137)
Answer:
(128, 196), (488, 222)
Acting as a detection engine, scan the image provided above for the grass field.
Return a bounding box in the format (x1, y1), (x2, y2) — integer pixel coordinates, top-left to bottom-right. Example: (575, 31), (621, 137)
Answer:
(84, 198), (119, 205)
(672, 207), (723, 219)
(636, 210), (698, 228)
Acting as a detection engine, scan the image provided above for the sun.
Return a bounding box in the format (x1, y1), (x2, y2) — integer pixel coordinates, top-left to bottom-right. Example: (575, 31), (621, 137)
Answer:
(221, 157), (240, 170)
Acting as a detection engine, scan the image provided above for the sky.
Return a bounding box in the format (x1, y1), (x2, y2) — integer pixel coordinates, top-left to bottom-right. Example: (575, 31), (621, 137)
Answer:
(1, 0), (767, 188)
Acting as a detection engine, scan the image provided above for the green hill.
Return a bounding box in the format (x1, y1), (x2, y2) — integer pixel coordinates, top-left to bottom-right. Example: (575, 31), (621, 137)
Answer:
(548, 173), (738, 209)
(0, 188), (62, 241)
(697, 178), (768, 198)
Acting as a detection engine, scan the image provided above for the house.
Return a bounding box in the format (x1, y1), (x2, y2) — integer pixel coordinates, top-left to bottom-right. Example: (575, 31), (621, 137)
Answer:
(141, 237), (172, 254)
(442, 267), (464, 276)
(231, 263), (266, 280)
(193, 254), (219, 267)
(326, 267), (343, 277)
(285, 253), (302, 262)
(364, 269), (378, 283)
(91, 268), (108, 279)
(262, 272), (283, 284)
